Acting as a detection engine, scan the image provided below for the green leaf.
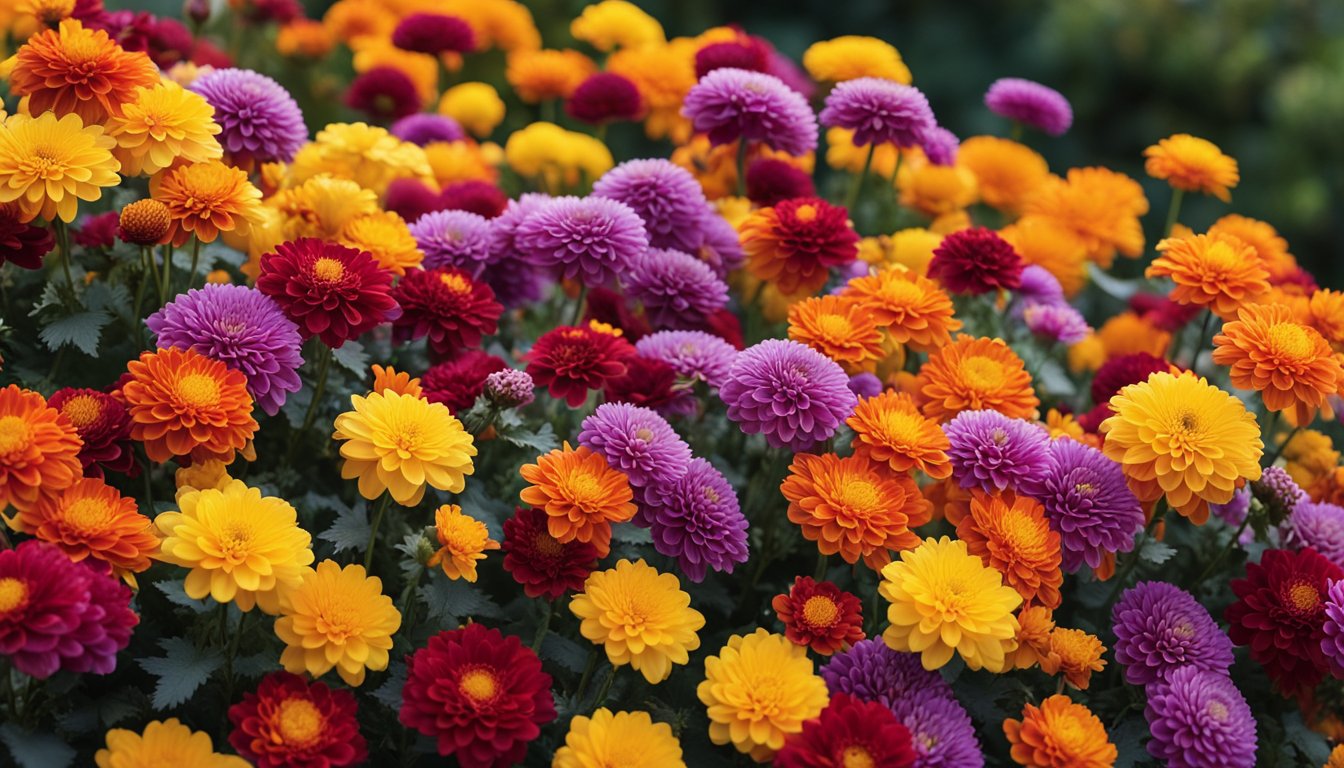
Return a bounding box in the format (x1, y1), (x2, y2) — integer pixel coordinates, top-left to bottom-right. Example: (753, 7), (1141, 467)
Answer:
(458, 482), (513, 539)
(154, 580), (211, 614)
(419, 578), (503, 624)
(1282, 711), (1331, 764)
(611, 525), (653, 545)
(540, 634), (591, 674)
(332, 339), (369, 374)
(318, 500), (371, 554)
(1140, 541), (1177, 565)
(1110, 716), (1149, 768)
(1088, 262), (1142, 300)
(232, 652), (281, 680)
(371, 661), (406, 711)
(83, 282), (132, 315)
(0, 724), (75, 768)
(137, 637), (225, 710)
(39, 310), (109, 356)
(499, 422), (559, 454)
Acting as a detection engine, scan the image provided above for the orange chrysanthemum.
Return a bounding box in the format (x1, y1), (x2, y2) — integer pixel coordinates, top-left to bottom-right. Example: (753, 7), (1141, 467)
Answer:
(1039, 628), (1107, 691)
(1148, 233), (1269, 319)
(1208, 214), (1298, 283)
(1009, 605), (1056, 670)
(151, 160), (263, 247)
(1004, 695), (1117, 768)
(956, 135), (1050, 213)
(956, 491), (1063, 609)
(505, 49), (596, 103)
(781, 452), (931, 569)
(1024, 167), (1148, 268)
(7, 19), (159, 124)
(999, 216), (1089, 298)
(1144, 134), (1239, 202)
(916, 336), (1039, 422)
(786, 295), (883, 373)
(15, 477), (157, 578)
(1212, 303), (1343, 426)
(846, 390), (952, 479)
(1305, 289), (1344, 349)
(841, 268), (961, 351)
(519, 443), (636, 558)
(1096, 312), (1171, 359)
(121, 347), (258, 464)
(370, 364), (422, 398)
(0, 384), (83, 512)
(740, 198), (859, 297)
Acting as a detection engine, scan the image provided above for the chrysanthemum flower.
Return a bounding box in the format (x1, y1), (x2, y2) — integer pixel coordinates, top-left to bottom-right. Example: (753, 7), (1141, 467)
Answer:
(370, 364), (422, 399)
(427, 504), (499, 583)
(95, 718), (249, 768)
(698, 628), (830, 762)
(505, 48), (596, 102)
(916, 336), (1039, 423)
(106, 81), (222, 176)
(190, 68), (307, 167)
(0, 384), (84, 512)
(567, 72), (644, 125)
(783, 452), (931, 569)
(399, 623), (555, 767)
(554, 708), (685, 768)
(337, 210), (423, 276)
(0, 111), (120, 224)
(635, 329), (738, 389)
(0, 202), (55, 269)
(1144, 134), (1239, 202)
(745, 156), (817, 206)
(682, 67), (818, 156)
(1040, 627), (1106, 690)
(1111, 581), (1233, 686)
(720, 339), (857, 451)
(1089, 352), (1174, 406)
(525, 325), (636, 407)
(956, 491), (1063, 608)
(333, 390), (476, 506)
(151, 159), (263, 246)
(8, 19), (159, 123)
(1213, 302), (1343, 426)
(1024, 167), (1148, 268)
(570, 0), (664, 51)
(437, 82), (506, 138)
(640, 457), (749, 582)
(15, 476), (155, 579)
(1282, 429), (1341, 491)
(392, 12), (475, 55)
(927, 227), (1023, 295)
(1148, 233), (1269, 319)
(1009, 605), (1057, 670)
(983, 78), (1073, 136)
(787, 295), (884, 374)
(344, 66), (422, 122)
(275, 560), (400, 686)
(501, 505), (599, 600)
(592, 158), (710, 253)
(1143, 667), (1257, 768)
(772, 576), (865, 656)
(1024, 302), (1091, 345)
(516, 195), (648, 286)
(519, 443), (636, 558)
(390, 267), (502, 358)
(45, 387), (133, 478)
(390, 113), (465, 146)
(841, 267), (961, 351)
(483, 368), (535, 408)
(999, 217), (1089, 299)
(624, 248), (731, 329)
(1284, 502), (1344, 567)
(957, 136), (1050, 213)
(421, 350), (507, 413)
(819, 78), (934, 150)
(1025, 438), (1144, 573)
(1100, 371), (1262, 524)
(880, 536), (1022, 671)
(227, 671), (366, 768)
(1003, 695), (1116, 768)
(256, 238), (397, 348)
(121, 347), (257, 464)
(1208, 213), (1298, 283)
(741, 197), (859, 296)
(846, 391), (952, 479)
(578, 402), (691, 489)
(1321, 579), (1344, 676)
(944, 411), (1051, 496)
(774, 693), (915, 768)
(802, 36), (911, 83)
(409, 208), (492, 273)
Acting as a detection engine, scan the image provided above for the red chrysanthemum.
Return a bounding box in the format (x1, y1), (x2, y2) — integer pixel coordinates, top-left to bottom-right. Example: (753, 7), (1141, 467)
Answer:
(774, 692), (917, 768)
(695, 39), (771, 79)
(1089, 353), (1177, 409)
(391, 13), (475, 55)
(256, 238), (397, 348)
(566, 72), (644, 125)
(1225, 547), (1343, 700)
(0, 204), (55, 270)
(73, 211), (119, 249)
(501, 506), (599, 600)
(1130, 292), (1201, 333)
(772, 576), (865, 656)
(703, 308), (745, 349)
(228, 671), (366, 768)
(390, 267), (502, 358)
(439, 180), (508, 219)
(344, 67), (422, 123)
(525, 325), (635, 408)
(47, 387), (136, 478)
(602, 355), (679, 410)
(927, 227), (1024, 295)
(421, 351), (508, 413)
(741, 197), (860, 296)
(746, 158), (818, 207)
(384, 178), (441, 224)
(583, 286), (651, 342)
(399, 623), (557, 768)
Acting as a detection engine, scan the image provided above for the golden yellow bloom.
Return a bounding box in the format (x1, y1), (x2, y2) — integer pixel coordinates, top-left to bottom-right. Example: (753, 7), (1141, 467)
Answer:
(878, 228), (944, 275)
(289, 123), (433, 196)
(803, 36), (912, 84)
(1039, 628), (1107, 690)
(1208, 213), (1298, 283)
(427, 504), (499, 582)
(1144, 133), (1239, 202)
(554, 708), (685, 768)
(1000, 216), (1089, 298)
(506, 48), (595, 103)
(896, 150), (979, 217)
(106, 82), (222, 176)
(271, 174), (380, 242)
(438, 0), (541, 53)
(1282, 429), (1340, 490)
(1024, 167), (1148, 268)
(205, 269), (231, 284)
(1327, 743), (1344, 768)
(151, 160), (263, 247)
(957, 136), (1050, 213)
(276, 18), (334, 59)
(1305, 289), (1344, 349)
(17, 0), (74, 25)
(339, 211), (424, 276)
(1004, 695), (1117, 768)
(1045, 409), (1087, 442)
(95, 718), (249, 768)
(1148, 233), (1269, 319)
(424, 140), (499, 186)
(1067, 333), (1106, 375)
(322, 0), (394, 49)
(0, 111), (120, 223)
(275, 560), (401, 686)
(1097, 312), (1171, 359)
(438, 82), (506, 138)
(570, 0), (665, 51)
(503, 122), (612, 189)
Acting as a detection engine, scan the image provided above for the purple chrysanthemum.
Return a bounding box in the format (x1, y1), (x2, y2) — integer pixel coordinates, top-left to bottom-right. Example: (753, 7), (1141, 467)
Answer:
(943, 410), (1050, 494)
(848, 372), (883, 399)
(695, 211), (745, 278)
(1144, 667), (1256, 768)
(819, 77), (935, 148)
(1112, 581), (1235, 686)
(622, 248), (730, 329)
(410, 209), (493, 274)
(634, 330), (738, 389)
(577, 402), (691, 489)
(591, 159), (710, 253)
(483, 369), (535, 408)
(190, 68), (306, 166)
(1023, 302), (1091, 345)
(1256, 465), (1309, 527)
(719, 339), (856, 451)
(1322, 579), (1344, 676)
(1284, 501), (1344, 567)
(1015, 264), (1065, 308)
(146, 284), (304, 416)
(640, 458), (748, 582)
(902, 694), (984, 768)
(485, 193), (553, 307)
(516, 196), (648, 286)
(1024, 437), (1144, 572)
(681, 67), (818, 156)
(390, 113), (465, 146)
(1212, 487), (1251, 528)
(984, 77), (1073, 137)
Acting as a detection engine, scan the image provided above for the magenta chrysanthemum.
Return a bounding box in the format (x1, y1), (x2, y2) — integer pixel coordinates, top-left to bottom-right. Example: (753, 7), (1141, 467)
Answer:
(1323, 579), (1344, 677)
(566, 72), (643, 125)
(516, 196), (648, 286)
(1144, 667), (1256, 768)
(411, 209), (494, 274)
(1112, 581), (1234, 686)
(391, 113), (465, 146)
(391, 12), (475, 55)
(190, 68), (306, 167)
(345, 67), (421, 122)
(623, 248), (730, 330)
(819, 77), (935, 148)
(920, 125), (960, 166)
(635, 330), (738, 389)
(943, 410), (1050, 494)
(1023, 302), (1091, 345)
(745, 157), (817, 206)
(640, 457), (749, 582)
(984, 77), (1073, 136)
(1024, 437), (1144, 572)
(1016, 265), (1066, 308)
(591, 159), (710, 253)
(681, 67), (818, 156)
(1285, 501), (1344, 568)
(719, 339), (856, 451)
(577, 402), (691, 489)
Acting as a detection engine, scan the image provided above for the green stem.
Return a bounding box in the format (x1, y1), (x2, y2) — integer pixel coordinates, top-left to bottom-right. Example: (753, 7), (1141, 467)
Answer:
(814, 551), (829, 581)
(531, 600), (554, 652)
(735, 139), (749, 198)
(53, 220), (75, 301)
(541, 99), (558, 124)
(1106, 506), (1166, 605)
(844, 143), (876, 213)
(131, 254), (149, 348)
(591, 664), (617, 709)
(286, 344), (334, 464)
(1267, 424), (1301, 467)
(1010, 121), (1024, 142)
(569, 283), (589, 326)
(160, 244), (174, 299)
(1162, 188), (1185, 238)
(186, 237), (202, 290)
(398, 566), (422, 629)
(1196, 515), (1251, 584)
(575, 648), (599, 700)
(1189, 310), (1215, 369)
(364, 493), (392, 572)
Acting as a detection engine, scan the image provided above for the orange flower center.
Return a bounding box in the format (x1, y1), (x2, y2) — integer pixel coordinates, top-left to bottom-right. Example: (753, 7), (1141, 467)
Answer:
(841, 746), (875, 768)
(794, 204), (817, 222)
(314, 600), (365, 642)
(835, 479), (880, 513)
(63, 497), (113, 532)
(312, 257), (346, 283)
(458, 667), (500, 705)
(1267, 323), (1314, 362)
(18, 148), (69, 182)
(439, 272), (471, 293)
(1200, 242), (1241, 272)
(563, 470), (605, 508)
(219, 520), (257, 562)
(0, 577), (28, 614)
(60, 394), (103, 429)
(801, 595), (840, 629)
(275, 697), (324, 747)
(390, 423), (424, 455)
(1205, 699), (1229, 722)
(960, 356), (1006, 390)
(1288, 582), (1320, 612)
(879, 279), (923, 307)
(815, 313), (854, 341)
(994, 509), (1038, 553)
(0, 416), (32, 456)
(532, 531), (564, 557)
(176, 373), (222, 408)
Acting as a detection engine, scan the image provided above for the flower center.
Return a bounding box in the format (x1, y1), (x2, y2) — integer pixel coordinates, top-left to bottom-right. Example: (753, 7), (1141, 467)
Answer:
(219, 520), (255, 562)
(634, 427), (654, 442)
(19, 151), (68, 181)
(1171, 619), (1195, 640)
(816, 313), (854, 341)
(458, 667), (500, 705)
(835, 479), (880, 513)
(0, 577), (28, 614)
(390, 423), (423, 455)
(176, 373), (221, 408)
(0, 416), (32, 456)
(880, 280), (923, 307)
(565, 471), (604, 507)
(1267, 322), (1314, 361)
(801, 595), (840, 629)
(63, 497), (112, 531)
(315, 600), (365, 642)
(841, 746), (875, 768)
(960, 356), (1006, 390)
(794, 204), (818, 222)
(994, 509), (1037, 552)
(60, 394), (103, 429)
(533, 531), (564, 557)
(1205, 699), (1229, 722)
(312, 257), (345, 283)
(275, 697), (324, 747)
(439, 272), (471, 293)
(1287, 582), (1320, 613)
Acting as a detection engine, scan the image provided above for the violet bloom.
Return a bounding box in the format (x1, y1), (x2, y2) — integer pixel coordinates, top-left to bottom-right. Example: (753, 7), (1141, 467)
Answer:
(719, 339), (856, 451)
(577, 402), (691, 489)
(1284, 501), (1344, 568)
(848, 372), (883, 399)
(1023, 302), (1091, 345)
(1212, 487), (1251, 528)
(1144, 667), (1256, 768)
(146, 284), (304, 416)
(1322, 579), (1344, 676)
(516, 196), (648, 286)
(410, 209), (493, 274)
(486, 193), (553, 307)
(622, 248), (730, 330)
(634, 330), (738, 389)
(190, 68), (306, 166)
(391, 113), (465, 146)
(984, 77), (1073, 136)
(681, 67), (818, 156)
(1256, 465), (1309, 526)
(1015, 265), (1066, 308)
(920, 125), (960, 166)
(819, 77), (935, 148)
(640, 458), (749, 582)
(1112, 581), (1235, 686)
(1024, 437), (1144, 572)
(591, 159), (710, 253)
(695, 211), (745, 278)
(943, 410), (1050, 494)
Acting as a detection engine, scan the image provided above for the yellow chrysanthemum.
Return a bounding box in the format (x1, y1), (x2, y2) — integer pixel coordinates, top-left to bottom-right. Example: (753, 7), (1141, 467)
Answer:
(896, 150), (979, 217)
(437, 82), (506, 138)
(427, 504), (499, 582)
(95, 718), (249, 768)
(880, 536), (1022, 672)
(338, 210), (423, 276)
(1004, 695), (1117, 768)
(856, 228), (944, 276)
(270, 174), (380, 242)
(0, 111), (120, 223)
(503, 122), (612, 189)
(1144, 133), (1239, 202)
(155, 480), (314, 614)
(570, 559), (705, 684)
(174, 458), (232, 497)
(438, 0), (540, 53)
(1096, 312), (1171, 359)
(803, 36), (912, 84)
(322, 0), (395, 49)
(958, 135), (1050, 213)
(424, 139), (499, 186)
(274, 560), (401, 686)
(1067, 333), (1106, 375)
(1282, 429), (1340, 490)
(697, 629), (830, 762)
(333, 390), (477, 506)
(554, 708), (685, 768)
(289, 123), (433, 196)
(570, 0), (665, 52)
(1100, 371), (1263, 524)
(1010, 605), (1057, 670)
(106, 82), (222, 176)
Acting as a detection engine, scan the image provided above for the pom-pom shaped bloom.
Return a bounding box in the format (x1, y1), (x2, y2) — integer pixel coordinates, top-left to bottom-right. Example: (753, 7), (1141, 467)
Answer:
(1143, 667), (1256, 768)
(957, 491), (1063, 609)
(1024, 167), (1148, 268)
(399, 624), (555, 767)
(741, 197), (859, 296)
(846, 391), (952, 479)
(787, 295), (884, 374)
(0, 385), (84, 512)
(819, 78), (934, 148)
(502, 506), (599, 600)
(118, 198), (172, 246)
(720, 339), (857, 451)
(944, 411), (1050, 494)
(1003, 695), (1116, 768)
(8, 19), (159, 124)
(147, 284), (303, 417)
(916, 336), (1039, 422)
(774, 692), (916, 768)
(390, 267), (502, 357)
(484, 369), (535, 408)
(421, 351), (507, 413)
(698, 628), (830, 762)
(570, 558), (705, 684)
(227, 672), (366, 768)
(525, 324), (636, 408)
(624, 248), (730, 329)
(121, 347), (257, 464)
(1254, 465), (1309, 527)
(506, 49), (596, 103)
(0, 111), (121, 225)
(256, 238), (397, 348)
(640, 457), (749, 582)
(1101, 371), (1262, 523)
(635, 330), (738, 389)
(920, 125), (960, 166)
(592, 158), (709, 253)
(152, 159), (263, 246)
(554, 708), (685, 768)
(391, 12), (474, 55)
(333, 390), (476, 506)
(567, 72), (644, 124)
(927, 227), (1023, 295)
(841, 268), (961, 351)
(959, 136), (1051, 214)
(1025, 438), (1144, 572)
(1213, 302), (1342, 426)
(516, 195), (648, 286)
(682, 68), (818, 156)
(15, 477), (156, 579)
(106, 81), (222, 176)
(391, 113), (465, 146)
(344, 67), (422, 123)
(428, 504), (499, 583)
(1148, 233), (1269, 319)
(1284, 502), (1344, 567)
(275, 560), (400, 686)
(1111, 581), (1234, 686)
(1144, 134), (1239, 202)
(820, 638), (954, 714)
(1322, 579), (1344, 675)
(1090, 352), (1174, 406)
(578, 402), (691, 489)
(0, 204), (56, 268)
(519, 443), (637, 558)
(880, 536), (1022, 672)
(96, 719), (248, 768)
(410, 209), (493, 273)
(746, 157), (817, 205)
(46, 387), (134, 478)
(1024, 302), (1091, 345)
(1039, 628), (1106, 690)
(191, 68), (307, 167)
(773, 576), (865, 656)
(984, 78), (1073, 136)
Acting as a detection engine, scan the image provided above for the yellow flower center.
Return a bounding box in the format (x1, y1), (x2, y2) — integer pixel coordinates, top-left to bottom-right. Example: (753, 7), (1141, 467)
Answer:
(176, 373), (221, 408)
(564, 470), (605, 508)
(275, 698), (324, 747)
(1288, 582), (1320, 612)
(794, 204), (818, 222)
(389, 422), (424, 455)
(841, 746), (875, 768)
(218, 520), (256, 564)
(0, 416), (32, 456)
(994, 508), (1038, 553)
(1201, 242), (1241, 272)
(816, 313), (854, 341)
(879, 279), (923, 307)
(1267, 323), (1314, 362)
(835, 479), (880, 514)
(960, 356), (1006, 390)
(634, 427), (654, 442)
(18, 146), (69, 181)
(0, 577), (28, 614)
(929, 578), (971, 620)
(439, 272), (471, 293)
(801, 595), (840, 629)
(1172, 619), (1195, 640)
(1205, 700), (1229, 722)
(533, 531), (564, 557)
(315, 599), (366, 643)
(312, 257), (345, 283)
(60, 394), (102, 429)
(63, 497), (113, 531)
(1050, 716), (1086, 746)
(458, 667), (500, 705)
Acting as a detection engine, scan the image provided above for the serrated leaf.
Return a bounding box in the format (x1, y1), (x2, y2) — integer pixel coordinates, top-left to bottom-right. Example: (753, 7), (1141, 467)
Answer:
(458, 482), (513, 539)
(98, 690), (146, 727)
(499, 422), (559, 454)
(332, 339), (369, 374)
(0, 724), (75, 768)
(1110, 716), (1149, 768)
(154, 580), (211, 613)
(420, 578), (503, 623)
(137, 637), (224, 710)
(232, 652), (281, 679)
(39, 310), (109, 356)
(611, 524), (652, 545)
(1139, 541), (1177, 565)
(540, 634), (592, 674)
(83, 282), (132, 314)
(319, 501), (370, 554)
(372, 662), (407, 711)
(1282, 711), (1331, 764)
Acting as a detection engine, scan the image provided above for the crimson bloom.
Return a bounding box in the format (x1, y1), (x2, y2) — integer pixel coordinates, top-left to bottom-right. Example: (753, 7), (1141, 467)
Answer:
(525, 325), (635, 407)
(390, 267), (502, 357)
(47, 388), (136, 478)
(256, 238), (397, 348)
(421, 351), (508, 413)
(774, 692), (917, 768)
(227, 671), (367, 768)
(602, 355), (680, 411)
(0, 204), (55, 270)
(501, 506), (599, 600)
(927, 227), (1023, 295)
(772, 576), (865, 655)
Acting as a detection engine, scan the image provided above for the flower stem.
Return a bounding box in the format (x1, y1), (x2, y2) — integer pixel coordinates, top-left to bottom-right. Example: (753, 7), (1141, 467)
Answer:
(1163, 188), (1185, 238)
(160, 244), (174, 299)
(735, 139), (749, 198)
(1106, 505), (1166, 605)
(575, 648), (599, 700)
(591, 664), (617, 709)
(186, 237), (202, 290)
(1196, 515), (1252, 584)
(1267, 424), (1301, 467)
(531, 600), (554, 652)
(1188, 310), (1215, 370)
(53, 220), (75, 301)
(569, 283), (589, 326)
(286, 344), (334, 464)
(845, 143), (876, 213)
(364, 493), (392, 572)
(814, 551), (829, 581)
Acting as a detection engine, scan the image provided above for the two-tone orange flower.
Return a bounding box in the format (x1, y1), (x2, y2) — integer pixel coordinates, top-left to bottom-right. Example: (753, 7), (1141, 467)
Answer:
(916, 336), (1039, 422)
(955, 491), (1063, 609)
(786, 295), (883, 373)
(1144, 134), (1239, 202)
(1004, 695), (1117, 768)
(841, 267), (961, 351)
(519, 443), (636, 558)
(7, 19), (159, 123)
(370, 364), (423, 398)
(0, 384), (83, 512)
(846, 391), (951, 479)
(1148, 233), (1269, 319)
(121, 347), (258, 464)
(15, 477), (157, 580)
(151, 160), (264, 247)
(1040, 628), (1107, 691)
(1212, 303), (1343, 426)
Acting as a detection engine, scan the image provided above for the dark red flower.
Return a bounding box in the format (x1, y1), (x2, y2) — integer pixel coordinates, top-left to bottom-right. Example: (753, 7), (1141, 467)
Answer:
(1077, 401), (1113, 434)
(390, 267), (502, 357)
(775, 692), (917, 768)
(502, 506), (598, 600)
(421, 351), (507, 413)
(565, 72), (643, 125)
(392, 13), (475, 55)
(0, 205), (55, 270)
(602, 355), (678, 410)
(582, 286), (650, 342)
(702, 308), (745, 350)
(439, 180), (508, 219)
(695, 39), (771, 79)
(384, 178), (442, 224)
(73, 212), (119, 249)
(108, 13), (194, 68)
(1130, 292), (1200, 333)
(190, 39), (233, 68)
(237, 0), (301, 24)
(525, 325), (635, 407)
(256, 238), (397, 348)
(927, 227), (1023, 295)
(1273, 267), (1319, 295)
(746, 158), (816, 207)
(345, 67), (422, 123)
(47, 388), (136, 478)
(772, 576), (865, 655)
(1225, 547), (1343, 700)
(1090, 352), (1174, 406)
(228, 671), (367, 768)
(399, 623), (556, 768)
